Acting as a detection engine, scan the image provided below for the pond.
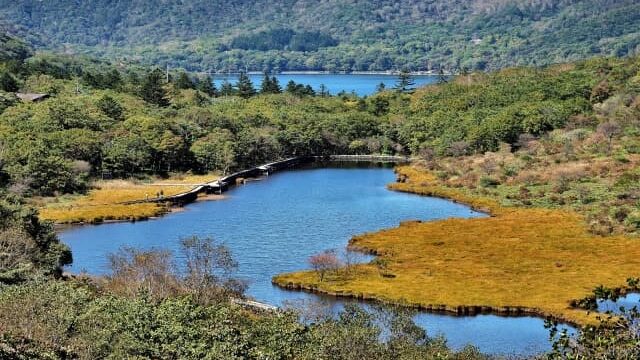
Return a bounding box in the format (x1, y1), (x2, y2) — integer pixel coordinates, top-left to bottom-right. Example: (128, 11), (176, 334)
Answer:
(213, 73), (438, 96)
(59, 163), (572, 356)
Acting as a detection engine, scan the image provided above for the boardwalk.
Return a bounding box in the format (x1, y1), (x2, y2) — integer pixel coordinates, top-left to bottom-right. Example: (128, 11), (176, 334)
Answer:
(122, 157), (312, 206)
(121, 155), (412, 206)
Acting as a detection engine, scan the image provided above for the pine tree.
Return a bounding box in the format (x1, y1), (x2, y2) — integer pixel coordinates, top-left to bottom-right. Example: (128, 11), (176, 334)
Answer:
(97, 95), (125, 121)
(197, 75), (217, 97)
(104, 69), (122, 89)
(318, 84), (329, 97)
(0, 72), (18, 92)
(220, 80), (235, 96)
(174, 72), (195, 89)
(140, 69), (169, 107)
(285, 80), (298, 93)
(394, 69), (415, 93)
(270, 76), (282, 94)
(260, 72), (271, 94)
(236, 72), (256, 98)
(375, 82), (386, 93)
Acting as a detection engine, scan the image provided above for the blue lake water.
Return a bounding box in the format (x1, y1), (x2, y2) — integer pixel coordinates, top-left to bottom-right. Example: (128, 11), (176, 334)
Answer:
(212, 73), (438, 96)
(59, 164), (572, 355)
(598, 293), (640, 314)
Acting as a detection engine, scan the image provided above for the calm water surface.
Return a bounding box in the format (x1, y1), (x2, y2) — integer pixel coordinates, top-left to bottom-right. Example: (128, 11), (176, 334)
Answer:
(598, 293), (640, 313)
(213, 74), (438, 96)
(59, 165), (571, 355)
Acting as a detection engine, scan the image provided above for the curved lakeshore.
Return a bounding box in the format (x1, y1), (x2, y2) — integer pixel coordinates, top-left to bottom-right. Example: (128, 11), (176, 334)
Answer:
(273, 165), (640, 327)
(54, 163), (575, 355)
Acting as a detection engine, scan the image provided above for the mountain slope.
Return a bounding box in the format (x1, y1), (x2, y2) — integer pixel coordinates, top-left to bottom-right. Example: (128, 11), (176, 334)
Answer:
(0, 0), (639, 71)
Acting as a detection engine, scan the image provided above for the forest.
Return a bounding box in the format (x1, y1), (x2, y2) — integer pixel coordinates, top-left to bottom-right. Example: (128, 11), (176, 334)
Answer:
(0, 0), (639, 72)
(2, 31), (640, 357)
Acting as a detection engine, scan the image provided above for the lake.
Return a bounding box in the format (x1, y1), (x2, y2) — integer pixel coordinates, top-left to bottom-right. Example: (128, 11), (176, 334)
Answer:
(59, 163), (571, 356)
(212, 73), (438, 96)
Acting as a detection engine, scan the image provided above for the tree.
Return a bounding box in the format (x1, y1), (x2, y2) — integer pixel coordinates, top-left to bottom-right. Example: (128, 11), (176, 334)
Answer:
(97, 95), (124, 121)
(0, 72), (19, 92)
(0, 198), (71, 283)
(370, 96), (390, 116)
(260, 73), (282, 94)
(104, 69), (123, 89)
(437, 69), (448, 84)
(219, 80), (235, 96)
(107, 247), (179, 300)
(308, 250), (342, 281)
(174, 71), (195, 90)
(236, 72), (256, 98)
(375, 82), (386, 93)
(270, 76), (282, 94)
(140, 69), (169, 107)
(597, 120), (621, 154)
(180, 236), (243, 303)
(394, 69), (415, 93)
(196, 75), (217, 97)
(285, 80), (298, 94)
(190, 130), (236, 174)
(260, 73), (274, 94)
(318, 84), (329, 97)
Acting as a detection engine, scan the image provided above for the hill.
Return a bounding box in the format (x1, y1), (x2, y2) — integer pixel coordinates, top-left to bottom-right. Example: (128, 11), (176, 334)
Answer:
(0, 0), (639, 71)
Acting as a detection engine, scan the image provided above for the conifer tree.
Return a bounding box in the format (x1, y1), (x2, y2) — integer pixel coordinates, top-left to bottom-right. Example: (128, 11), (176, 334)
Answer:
(140, 68), (169, 107)
(236, 72), (256, 98)
(270, 76), (282, 94)
(220, 80), (235, 96)
(174, 72), (195, 90)
(197, 75), (217, 97)
(0, 72), (18, 92)
(437, 69), (448, 84)
(394, 69), (415, 93)
(260, 72), (273, 94)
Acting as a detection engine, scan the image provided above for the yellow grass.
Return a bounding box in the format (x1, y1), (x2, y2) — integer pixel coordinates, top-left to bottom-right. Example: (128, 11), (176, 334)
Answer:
(274, 165), (640, 325)
(38, 173), (218, 224)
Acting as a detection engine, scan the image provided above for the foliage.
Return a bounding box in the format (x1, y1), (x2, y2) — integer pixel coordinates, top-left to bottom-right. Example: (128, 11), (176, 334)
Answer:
(0, 245), (486, 359)
(1, 1), (639, 72)
(0, 196), (70, 283)
(230, 28), (338, 52)
(140, 69), (169, 107)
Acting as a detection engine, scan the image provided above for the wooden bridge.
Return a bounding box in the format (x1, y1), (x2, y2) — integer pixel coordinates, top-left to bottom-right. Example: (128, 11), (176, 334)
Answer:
(122, 155), (412, 206)
(122, 156), (314, 206)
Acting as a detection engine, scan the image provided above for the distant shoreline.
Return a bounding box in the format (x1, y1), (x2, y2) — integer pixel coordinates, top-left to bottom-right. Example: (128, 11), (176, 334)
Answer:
(212, 71), (447, 76)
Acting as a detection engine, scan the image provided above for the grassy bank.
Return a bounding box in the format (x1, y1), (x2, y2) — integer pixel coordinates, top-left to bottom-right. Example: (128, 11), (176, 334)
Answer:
(35, 173), (218, 224)
(274, 165), (640, 325)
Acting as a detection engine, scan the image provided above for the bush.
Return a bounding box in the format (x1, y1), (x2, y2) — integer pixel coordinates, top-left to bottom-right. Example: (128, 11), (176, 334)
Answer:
(479, 176), (500, 188)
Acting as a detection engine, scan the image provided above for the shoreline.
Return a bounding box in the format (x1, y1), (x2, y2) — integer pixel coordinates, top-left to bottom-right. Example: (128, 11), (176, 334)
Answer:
(49, 155), (407, 226)
(272, 165), (640, 327)
(273, 279), (582, 327)
(217, 71), (447, 76)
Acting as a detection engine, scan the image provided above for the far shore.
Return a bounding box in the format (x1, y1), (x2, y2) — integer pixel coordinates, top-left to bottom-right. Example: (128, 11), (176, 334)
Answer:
(215, 71), (449, 76)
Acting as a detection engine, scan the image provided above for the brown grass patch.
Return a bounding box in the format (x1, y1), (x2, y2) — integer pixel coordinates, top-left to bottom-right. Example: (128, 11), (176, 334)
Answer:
(38, 173), (218, 224)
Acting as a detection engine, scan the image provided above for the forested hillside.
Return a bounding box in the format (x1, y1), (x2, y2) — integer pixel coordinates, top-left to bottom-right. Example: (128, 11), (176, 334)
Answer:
(1, 0), (639, 72)
(2, 29), (640, 356)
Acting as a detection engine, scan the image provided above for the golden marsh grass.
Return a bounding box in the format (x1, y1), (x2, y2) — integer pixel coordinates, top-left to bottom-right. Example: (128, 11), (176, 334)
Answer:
(274, 165), (640, 325)
(38, 173), (218, 224)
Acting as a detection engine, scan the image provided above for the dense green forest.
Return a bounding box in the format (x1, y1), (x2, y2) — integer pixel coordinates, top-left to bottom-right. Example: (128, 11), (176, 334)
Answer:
(1, 0), (639, 72)
(2, 32), (640, 357)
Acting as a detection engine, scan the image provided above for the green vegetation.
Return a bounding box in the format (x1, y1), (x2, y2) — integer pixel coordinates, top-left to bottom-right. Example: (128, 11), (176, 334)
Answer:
(3, 28), (640, 356)
(0, 229), (488, 359)
(1, 1), (639, 71)
(230, 28), (338, 52)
